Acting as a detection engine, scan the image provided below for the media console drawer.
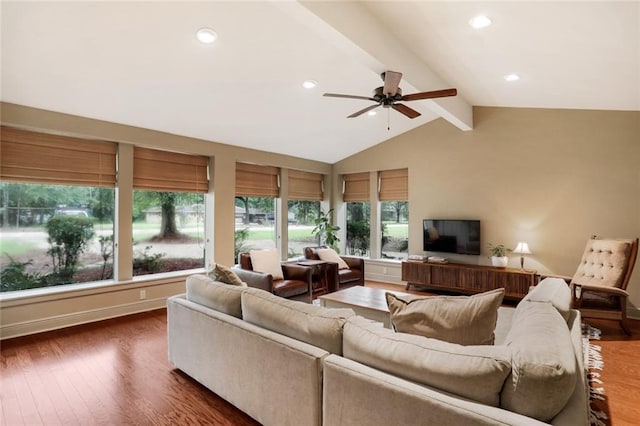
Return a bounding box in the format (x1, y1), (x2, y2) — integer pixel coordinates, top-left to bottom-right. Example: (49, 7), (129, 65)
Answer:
(402, 261), (536, 300)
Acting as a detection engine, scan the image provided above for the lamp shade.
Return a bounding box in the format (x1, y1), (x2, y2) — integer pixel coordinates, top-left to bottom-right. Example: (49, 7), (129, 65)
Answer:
(513, 242), (531, 255)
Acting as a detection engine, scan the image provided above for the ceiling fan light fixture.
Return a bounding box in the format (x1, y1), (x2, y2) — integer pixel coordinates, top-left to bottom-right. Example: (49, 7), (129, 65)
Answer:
(504, 73), (520, 82)
(302, 80), (317, 89)
(367, 110), (377, 116)
(196, 28), (218, 44)
(469, 15), (492, 29)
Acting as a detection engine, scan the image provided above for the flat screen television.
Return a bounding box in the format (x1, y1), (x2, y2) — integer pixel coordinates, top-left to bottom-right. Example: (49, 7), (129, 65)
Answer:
(423, 219), (481, 255)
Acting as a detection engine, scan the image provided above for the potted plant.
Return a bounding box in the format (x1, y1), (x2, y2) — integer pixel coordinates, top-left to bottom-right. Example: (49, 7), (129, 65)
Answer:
(312, 209), (341, 252)
(488, 243), (511, 268)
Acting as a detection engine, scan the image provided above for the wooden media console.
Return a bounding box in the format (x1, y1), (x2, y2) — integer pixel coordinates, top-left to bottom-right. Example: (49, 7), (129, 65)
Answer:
(402, 261), (537, 300)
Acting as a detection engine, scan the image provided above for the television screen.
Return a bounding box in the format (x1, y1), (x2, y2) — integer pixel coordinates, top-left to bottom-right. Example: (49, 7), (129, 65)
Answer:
(423, 219), (481, 255)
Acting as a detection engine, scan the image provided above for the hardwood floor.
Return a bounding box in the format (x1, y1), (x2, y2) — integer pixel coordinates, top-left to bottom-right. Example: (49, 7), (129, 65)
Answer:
(1, 282), (639, 425)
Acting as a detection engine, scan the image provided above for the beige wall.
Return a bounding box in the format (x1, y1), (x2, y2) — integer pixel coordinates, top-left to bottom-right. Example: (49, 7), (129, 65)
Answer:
(0, 102), (331, 338)
(334, 107), (640, 315)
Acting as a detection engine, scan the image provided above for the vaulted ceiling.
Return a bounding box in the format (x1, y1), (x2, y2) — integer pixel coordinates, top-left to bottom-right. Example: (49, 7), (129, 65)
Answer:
(2, 1), (638, 163)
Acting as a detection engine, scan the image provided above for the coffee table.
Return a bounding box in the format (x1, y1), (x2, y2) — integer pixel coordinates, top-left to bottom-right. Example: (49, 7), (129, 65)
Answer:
(318, 286), (411, 328)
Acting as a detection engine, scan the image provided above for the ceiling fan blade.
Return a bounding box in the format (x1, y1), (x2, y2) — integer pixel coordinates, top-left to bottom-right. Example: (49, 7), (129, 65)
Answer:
(324, 93), (376, 101)
(401, 88), (457, 102)
(392, 103), (421, 119)
(382, 71), (402, 96)
(348, 104), (381, 118)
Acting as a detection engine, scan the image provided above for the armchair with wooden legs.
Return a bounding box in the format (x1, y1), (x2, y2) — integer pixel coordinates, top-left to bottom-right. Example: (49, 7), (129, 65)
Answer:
(567, 236), (638, 335)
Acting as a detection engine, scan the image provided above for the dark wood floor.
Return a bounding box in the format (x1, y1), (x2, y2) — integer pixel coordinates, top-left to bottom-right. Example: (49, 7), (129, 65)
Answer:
(2, 282), (639, 425)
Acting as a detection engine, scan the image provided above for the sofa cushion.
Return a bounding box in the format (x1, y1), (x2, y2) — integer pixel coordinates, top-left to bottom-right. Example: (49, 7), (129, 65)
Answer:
(249, 248), (284, 280)
(210, 263), (247, 286)
(501, 300), (577, 422)
(520, 277), (571, 322)
(186, 274), (247, 319)
(241, 287), (355, 355)
(386, 288), (504, 345)
(343, 316), (512, 406)
(316, 247), (349, 269)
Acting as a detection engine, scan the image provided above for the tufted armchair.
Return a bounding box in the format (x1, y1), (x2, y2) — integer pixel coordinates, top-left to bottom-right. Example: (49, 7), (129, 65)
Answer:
(233, 252), (313, 303)
(568, 236), (638, 335)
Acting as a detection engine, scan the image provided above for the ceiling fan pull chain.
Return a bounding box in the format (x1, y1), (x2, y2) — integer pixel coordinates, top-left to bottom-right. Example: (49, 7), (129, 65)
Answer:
(387, 108), (391, 131)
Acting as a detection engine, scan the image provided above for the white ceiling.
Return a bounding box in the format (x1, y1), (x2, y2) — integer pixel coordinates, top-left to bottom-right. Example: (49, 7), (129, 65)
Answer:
(2, 1), (638, 164)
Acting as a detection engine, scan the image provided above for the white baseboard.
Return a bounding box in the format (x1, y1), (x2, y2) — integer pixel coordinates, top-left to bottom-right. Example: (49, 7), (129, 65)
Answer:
(365, 272), (405, 285)
(1, 297), (167, 340)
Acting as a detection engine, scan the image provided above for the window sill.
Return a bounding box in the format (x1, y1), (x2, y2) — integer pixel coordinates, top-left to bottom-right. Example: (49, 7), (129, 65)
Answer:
(0, 267), (205, 306)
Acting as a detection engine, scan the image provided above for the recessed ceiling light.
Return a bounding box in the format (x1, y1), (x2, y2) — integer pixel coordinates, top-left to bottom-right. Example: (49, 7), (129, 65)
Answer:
(367, 110), (377, 116)
(504, 73), (520, 82)
(196, 28), (218, 44)
(302, 80), (317, 89)
(469, 15), (492, 29)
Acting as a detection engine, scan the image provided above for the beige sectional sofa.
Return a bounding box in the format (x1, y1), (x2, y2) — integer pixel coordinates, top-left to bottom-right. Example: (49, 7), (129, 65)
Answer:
(167, 275), (589, 426)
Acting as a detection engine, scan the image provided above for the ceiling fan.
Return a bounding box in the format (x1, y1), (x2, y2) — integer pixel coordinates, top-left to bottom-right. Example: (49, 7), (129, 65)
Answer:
(323, 71), (457, 119)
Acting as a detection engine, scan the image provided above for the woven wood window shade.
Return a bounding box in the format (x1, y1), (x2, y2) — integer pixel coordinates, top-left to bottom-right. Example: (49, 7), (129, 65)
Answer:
(378, 168), (408, 201)
(0, 126), (116, 187)
(133, 147), (209, 193)
(235, 162), (280, 197)
(343, 172), (370, 202)
(288, 170), (324, 201)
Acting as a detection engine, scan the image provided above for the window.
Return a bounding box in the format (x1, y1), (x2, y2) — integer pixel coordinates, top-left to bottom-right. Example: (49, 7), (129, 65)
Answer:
(288, 200), (321, 258)
(1, 183), (116, 292)
(0, 127), (116, 291)
(132, 147), (208, 276)
(379, 169), (409, 260)
(287, 170), (324, 259)
(343, 173), (371, 257)
(235, 163), (280, 262)
(381, 201), (408, 259)
(234, 197), (277, 259)
(132, 191), (205, 276)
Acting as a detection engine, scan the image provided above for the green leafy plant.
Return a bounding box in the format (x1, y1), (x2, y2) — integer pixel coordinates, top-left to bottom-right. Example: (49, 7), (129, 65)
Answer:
(99, 235), (114, 280)
(133, 245), (165, 274)
(234, 227), (251, 263)
(487, 243), (512, 257)
(312, 209), (341, 252)
(0, 257), (47, 292)
(46, 215), (95, 283)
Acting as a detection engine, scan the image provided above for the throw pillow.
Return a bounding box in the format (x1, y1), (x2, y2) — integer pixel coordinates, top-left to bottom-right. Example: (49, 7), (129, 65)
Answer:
(343, 316), (512, 407)
(386, 288), (504, 345)
(211, 263), (246, 286)
(500, 300), (577, 422)
(185, 274), (246, 318)
(249, 248), (284, 280)
(316, 247), (349, 269)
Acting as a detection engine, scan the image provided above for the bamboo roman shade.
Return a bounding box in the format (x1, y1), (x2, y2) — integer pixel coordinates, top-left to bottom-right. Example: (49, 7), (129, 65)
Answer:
(343, 172), (370, 202)
(288, 170), (324, 201)
(378, 168), (408, 201)
(235, 162), (280, 197)
(133, 147), (209, 193)
(0, 126), (117, 187)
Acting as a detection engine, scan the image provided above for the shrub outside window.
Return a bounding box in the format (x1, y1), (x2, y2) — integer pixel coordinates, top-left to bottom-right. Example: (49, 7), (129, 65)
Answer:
(346, 201), (370, 257)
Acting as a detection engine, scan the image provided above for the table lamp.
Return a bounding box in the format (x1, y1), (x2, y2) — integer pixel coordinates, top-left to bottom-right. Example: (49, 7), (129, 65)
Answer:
(513, 242), (532, 270)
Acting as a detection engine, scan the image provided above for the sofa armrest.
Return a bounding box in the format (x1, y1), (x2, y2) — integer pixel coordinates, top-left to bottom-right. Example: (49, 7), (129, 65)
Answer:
(341, 256), (364, 271)
(232, 267), (273, 292)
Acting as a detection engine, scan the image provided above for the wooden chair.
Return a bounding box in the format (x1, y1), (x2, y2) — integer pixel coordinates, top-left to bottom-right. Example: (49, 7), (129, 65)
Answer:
(568, 236), (638, 335)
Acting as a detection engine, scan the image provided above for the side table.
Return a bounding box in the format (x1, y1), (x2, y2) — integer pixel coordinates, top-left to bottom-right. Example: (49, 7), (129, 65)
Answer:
(297, 260), (329, 297)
